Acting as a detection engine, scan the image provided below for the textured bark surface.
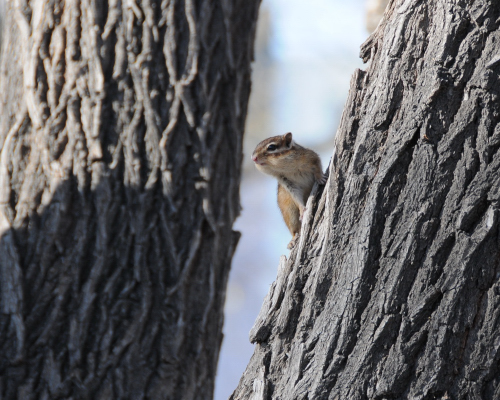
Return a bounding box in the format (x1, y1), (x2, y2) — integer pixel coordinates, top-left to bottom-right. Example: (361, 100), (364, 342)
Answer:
(0, 0), (260, 398)
(232, 1), (500, 399)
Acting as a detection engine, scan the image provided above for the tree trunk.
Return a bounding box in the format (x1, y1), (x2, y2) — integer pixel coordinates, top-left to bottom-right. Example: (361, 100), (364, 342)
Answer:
(232, 1), (500, 399)
(0, 0), (260, 398)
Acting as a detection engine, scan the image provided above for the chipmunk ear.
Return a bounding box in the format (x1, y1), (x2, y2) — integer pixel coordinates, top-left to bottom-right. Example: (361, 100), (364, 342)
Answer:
(284, 132), (293, 147)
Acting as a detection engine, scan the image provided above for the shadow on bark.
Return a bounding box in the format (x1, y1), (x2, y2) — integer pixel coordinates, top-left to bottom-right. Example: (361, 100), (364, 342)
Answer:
(0, 0), (262, 398)
(0, 176), (239, 399)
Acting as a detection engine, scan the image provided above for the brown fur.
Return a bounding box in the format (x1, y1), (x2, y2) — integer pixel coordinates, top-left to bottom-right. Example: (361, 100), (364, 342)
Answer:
(277, 183), (300, 236)
(252, 132), (326, 249)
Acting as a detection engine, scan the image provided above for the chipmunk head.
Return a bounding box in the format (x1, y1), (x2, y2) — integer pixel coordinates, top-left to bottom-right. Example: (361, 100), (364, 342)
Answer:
(251, 132), (296, 176)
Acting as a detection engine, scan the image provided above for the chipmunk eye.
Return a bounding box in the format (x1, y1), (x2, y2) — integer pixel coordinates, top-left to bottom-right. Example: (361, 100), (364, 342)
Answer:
(267, 144), (277, 151)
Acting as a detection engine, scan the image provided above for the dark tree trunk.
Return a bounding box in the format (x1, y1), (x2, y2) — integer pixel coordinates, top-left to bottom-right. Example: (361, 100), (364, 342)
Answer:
(232, 1), (500, 399)
(0, 0), (260, 398)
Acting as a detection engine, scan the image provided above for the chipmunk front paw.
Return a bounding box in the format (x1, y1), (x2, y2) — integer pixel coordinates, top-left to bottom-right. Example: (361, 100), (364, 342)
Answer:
(317, 173), (327, 185)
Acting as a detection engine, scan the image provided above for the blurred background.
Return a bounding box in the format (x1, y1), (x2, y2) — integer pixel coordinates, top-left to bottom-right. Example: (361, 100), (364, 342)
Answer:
(215, 0), (388, 398)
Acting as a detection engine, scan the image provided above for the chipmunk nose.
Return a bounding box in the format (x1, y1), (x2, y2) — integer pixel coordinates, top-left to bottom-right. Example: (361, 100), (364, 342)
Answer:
(252, 155), (258, 162)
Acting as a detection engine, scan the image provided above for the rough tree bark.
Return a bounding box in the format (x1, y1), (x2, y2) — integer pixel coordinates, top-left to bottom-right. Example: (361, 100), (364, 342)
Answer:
(0, 0), (260, 398)
(232, 1), (500, 399)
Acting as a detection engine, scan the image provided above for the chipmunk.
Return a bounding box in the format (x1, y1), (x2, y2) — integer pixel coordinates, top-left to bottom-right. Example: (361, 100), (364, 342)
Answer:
(252, 132), (326, 249)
